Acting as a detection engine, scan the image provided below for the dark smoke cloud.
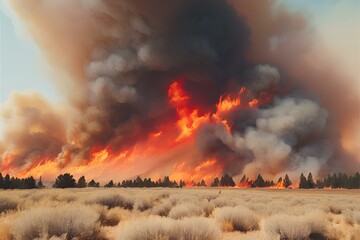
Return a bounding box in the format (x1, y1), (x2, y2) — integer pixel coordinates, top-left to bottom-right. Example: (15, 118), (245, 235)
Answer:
(1, 0), (358, 180)
(58, 0), (250, 164)
(0, 92), (66, 172)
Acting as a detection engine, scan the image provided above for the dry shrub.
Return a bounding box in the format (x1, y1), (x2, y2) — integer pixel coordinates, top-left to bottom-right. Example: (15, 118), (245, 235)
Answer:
(168, 203), (203, 219)
(264, 212), (328, 240)
(0, 196), (18, 213)
(151, 200), (173, 217)
(306, 211), (329, 239)
(329, 205), (342, 215)
(11, 204), (102, 240)
(54, 193), (78, 203)
(86, 193), (134, 210)
(156, 192), (170, 200)
(117, 216), (221, 240)
(212, 196), (236, 208)
(94, 205), (122, 227)
(214, 206), (259, 232)
(201, 201), (215, 217)
(265, 214), (311, 239)
(134, 198), (153, 212)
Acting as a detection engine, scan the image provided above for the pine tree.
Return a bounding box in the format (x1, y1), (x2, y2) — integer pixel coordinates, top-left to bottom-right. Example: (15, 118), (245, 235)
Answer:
(53, 173), (76, 188)
(105, 180), (114, 188)
(88, 179), (97, 187)
(4, 174), (11, 189)
(324, 173), (332, 187)
(0, 173), (4, 189)
(316, 179), (324, 189)
(163, 176), (171, 187)
(220, 174), (235, 187)
(77, 176), (87, 188)
(254, 174), (265, 187)
(228, 175), (236, 187)
(332, 173), (339, 188)
(25, 176), (37, 189)
(134, 176), (143, 187)
(283, 174), (292, 188)
(37, 176), (44, 188)
(211, 177), (220, 187)
(179, 180), (185, 188)
(299, 173), (308, 189)
(240, 175), (247, 183)
(307, 172), (315, 188)
(354, 172), (360, 189)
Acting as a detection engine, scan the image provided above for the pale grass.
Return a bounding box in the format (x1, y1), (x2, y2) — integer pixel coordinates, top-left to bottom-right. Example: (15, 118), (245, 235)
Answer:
(168, 203), (203, 219)
(11, 204), (101, 240)
(0, 188), (358, 240)
(214, 205), (259, 232)
(116, 216), (221, 240)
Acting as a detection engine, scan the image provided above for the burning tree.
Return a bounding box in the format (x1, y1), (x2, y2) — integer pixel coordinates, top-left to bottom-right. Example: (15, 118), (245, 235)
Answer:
(299, 173), (308, 189)
(220, 174), (236, 187)
(211, 177), (220, 187)
(283, 174), (292, 189)
(0, 0), (358, 184)
(253, 174), (265, 187)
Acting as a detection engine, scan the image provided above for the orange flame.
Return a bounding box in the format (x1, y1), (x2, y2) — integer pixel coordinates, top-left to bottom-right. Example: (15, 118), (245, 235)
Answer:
(1, 75), (276, 185)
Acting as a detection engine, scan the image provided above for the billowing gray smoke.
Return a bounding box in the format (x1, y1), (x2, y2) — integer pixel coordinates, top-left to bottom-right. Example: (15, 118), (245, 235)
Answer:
(1, 0), (358, 180)
(197, 65), (338, 179)
(57, 0), (249, 165)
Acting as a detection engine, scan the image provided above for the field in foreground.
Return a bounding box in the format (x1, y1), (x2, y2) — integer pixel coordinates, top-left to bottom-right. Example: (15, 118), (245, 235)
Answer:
(0, 188), (359, 240)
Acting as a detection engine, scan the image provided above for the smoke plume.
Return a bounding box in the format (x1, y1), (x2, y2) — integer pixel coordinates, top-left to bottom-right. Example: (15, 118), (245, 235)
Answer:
(1, 0), (358, 183)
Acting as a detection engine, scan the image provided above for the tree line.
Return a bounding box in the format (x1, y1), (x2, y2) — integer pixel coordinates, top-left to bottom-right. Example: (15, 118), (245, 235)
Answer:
(0, 173), (42, 189)
(314, 172), (360, 189)
(48, 172), (360, 189)
(1, 172), (359, 189)
(236, 174), (293, 188)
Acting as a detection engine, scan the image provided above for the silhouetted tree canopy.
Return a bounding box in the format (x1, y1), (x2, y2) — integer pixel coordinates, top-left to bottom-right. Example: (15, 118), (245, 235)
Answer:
(307, 172), (315, 189)
(211, 177), (220, 187)
(77, 176), (87, 188)
(220, 174), (235, 187)
(88, 179), (99, 187)
(37, 177), (45, 188)
(105, 180), (114, 188)
(283, 174), (292, 188)
(53, 173), (76, 188)
(299, 173), (308, 189)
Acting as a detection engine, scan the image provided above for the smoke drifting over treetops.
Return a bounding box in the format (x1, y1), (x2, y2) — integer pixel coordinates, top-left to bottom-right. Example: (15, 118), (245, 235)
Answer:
(1, 0), (359, 182)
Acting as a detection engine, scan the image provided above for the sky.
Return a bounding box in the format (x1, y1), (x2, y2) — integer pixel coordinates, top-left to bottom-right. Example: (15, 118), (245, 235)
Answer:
(0, 0), (359, 131)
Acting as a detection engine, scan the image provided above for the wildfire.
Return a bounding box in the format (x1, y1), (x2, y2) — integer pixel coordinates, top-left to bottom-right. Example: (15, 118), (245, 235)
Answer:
(271, 180), (286, 189)
(171, 158), (222, 186)
(168, 77), (189, 107)
(1, 75), (275, 185)
(216, 95), (241, 113)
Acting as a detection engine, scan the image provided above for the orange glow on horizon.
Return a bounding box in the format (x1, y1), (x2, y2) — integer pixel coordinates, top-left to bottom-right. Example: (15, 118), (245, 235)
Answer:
(1, 75), (276, 184)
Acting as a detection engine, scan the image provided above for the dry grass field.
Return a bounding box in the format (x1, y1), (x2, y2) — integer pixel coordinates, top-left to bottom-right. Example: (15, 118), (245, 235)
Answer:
(0, 188), (359, 240)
